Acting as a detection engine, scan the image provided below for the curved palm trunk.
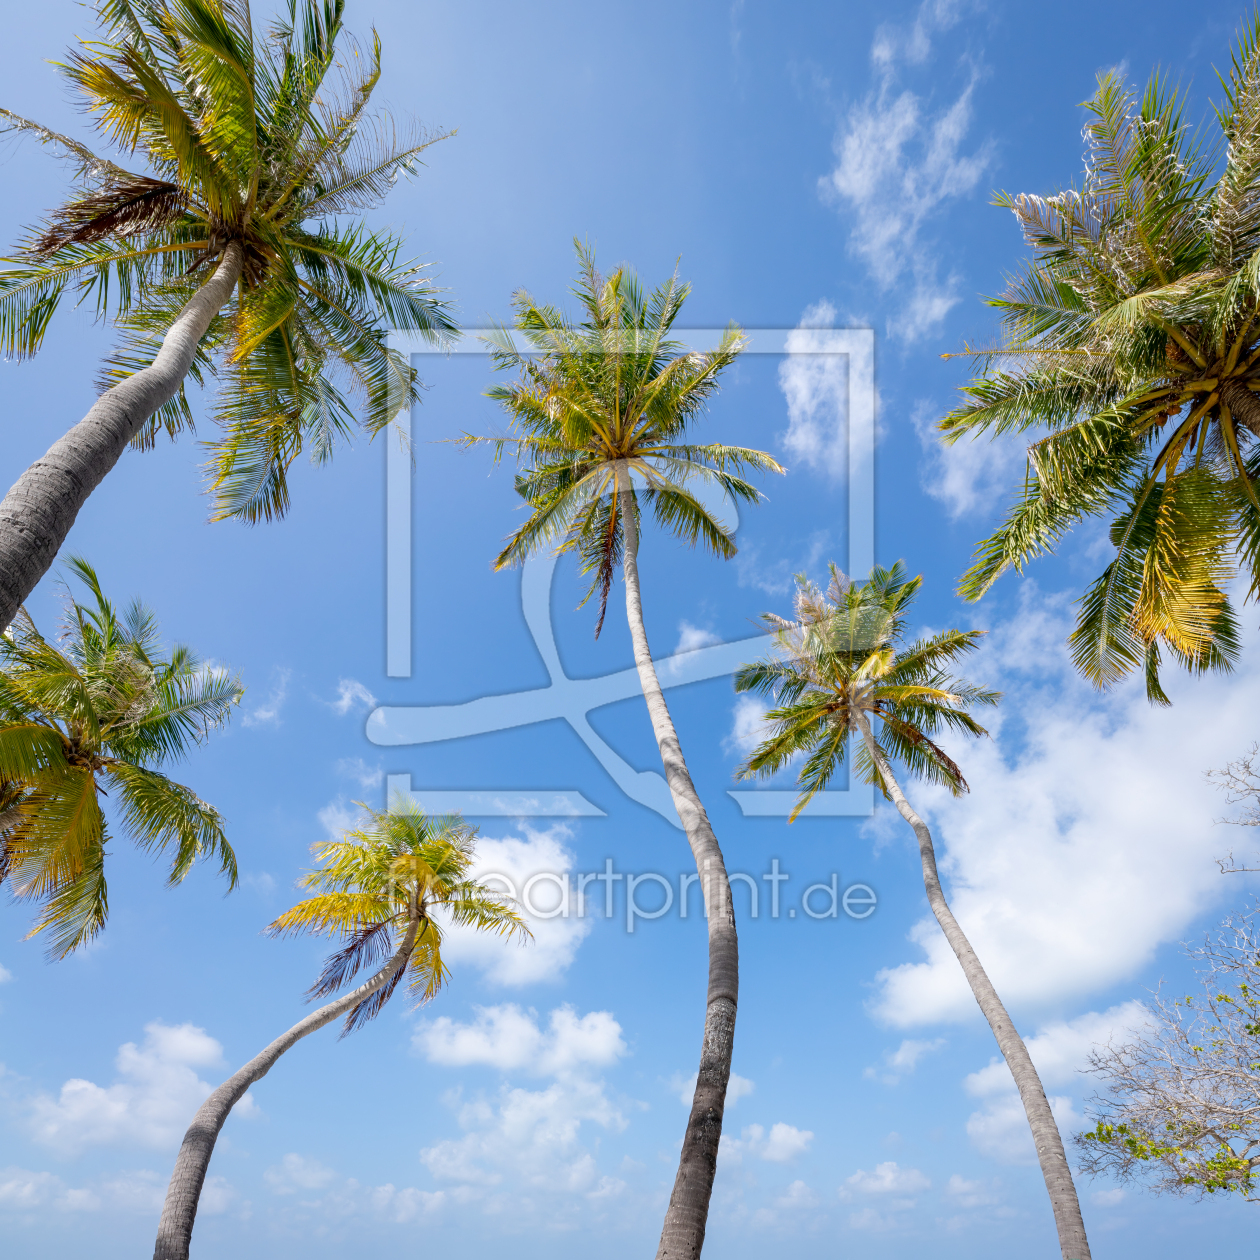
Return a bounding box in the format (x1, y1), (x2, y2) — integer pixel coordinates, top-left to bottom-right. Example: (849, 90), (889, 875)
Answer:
(152, 912), (417, 1260)
(0, 243), (244, 633)
(615, 470), (738, 1260)
(853, 710), (1091, 1260)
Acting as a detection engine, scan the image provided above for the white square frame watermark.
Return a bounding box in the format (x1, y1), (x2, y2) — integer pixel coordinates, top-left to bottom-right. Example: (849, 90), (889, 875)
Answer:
(367, 328), (875, 825)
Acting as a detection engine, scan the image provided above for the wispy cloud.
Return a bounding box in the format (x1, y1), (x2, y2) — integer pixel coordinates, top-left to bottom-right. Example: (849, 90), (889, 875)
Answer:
(329, 678), (377, 716)
(912, 399), (1027, 519)
(241, 668), (290, 728)
(818, 1), (989, 341)
(863, 1036), (946, 1085)
(336, 756), (384, 789)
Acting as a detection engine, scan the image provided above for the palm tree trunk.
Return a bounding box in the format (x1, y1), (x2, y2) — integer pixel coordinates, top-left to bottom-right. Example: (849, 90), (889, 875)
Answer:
(853, 709), (1091, 1260)
(152, 911), (417, 1260)
(614, 467), (738, 1260)
(0, 242), (244, 633)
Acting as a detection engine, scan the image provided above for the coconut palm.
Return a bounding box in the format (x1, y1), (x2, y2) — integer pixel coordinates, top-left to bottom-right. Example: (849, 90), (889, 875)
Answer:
(940, 22), (1260, 702)
(0, 0), (456, 633)
(153, 800), (527, 1260)
(466, 242), (783, 1259)
(0, 556), (241, 957)
(735, 563), (1092, 1260)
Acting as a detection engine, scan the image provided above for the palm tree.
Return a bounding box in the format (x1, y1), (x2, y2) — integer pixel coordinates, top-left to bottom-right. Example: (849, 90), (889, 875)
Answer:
(0, 556), (241, 957)
(940, 20), (1260, 702)
(153, 800), (527, 1260)
(466, 242), (784, 1259)
(734, 563), (1092, 1260)
(0, 0), (456, 633)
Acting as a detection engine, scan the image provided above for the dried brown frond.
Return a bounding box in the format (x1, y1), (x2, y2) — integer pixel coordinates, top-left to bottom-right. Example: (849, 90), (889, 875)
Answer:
(35, 176), (190, 254)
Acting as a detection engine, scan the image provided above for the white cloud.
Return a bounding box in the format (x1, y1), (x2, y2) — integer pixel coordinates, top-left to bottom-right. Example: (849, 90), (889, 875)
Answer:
(778, 302), (865, 478)
(871, 0), (966, 69)
(317, 796), (361, 841)
(27, 1022), (255, 1155)
(0, 1167), (98, 1212)
(0, 1166), (232, 1216)
(870, 584), (1260, 1026)
(670, 1070), (754, 1107)
(0, 964), (11, 984)
(723, 697), (770, 759)
(438, 826), (591, 985)
(844, 1160), (931, 1196)
(265, 1154), (338, 1194)
(963, 1002), (1147, 1098)
(965, 1092), (1080, 1165)
(865, 1037), (946, 1084)
(336, 756), (384, 789)
(262, 1155), (444, 1223)
(721, 1121), (813, 1164)
(774, 1179), (819, 1209)
(946, 1172), (1000, 1208)
(818, 4), (988, 342)
(242, 668), (290, 728)
(674, 621), (720, 654)
(912, 399), (1028, 519)
(1092, 1187), (1125, 1207)
(418, 1074), (628, 1194)
(960, 1002), (1146, 1164)
(330, 678), (377, 716)
(415, 1005), (626, 1076)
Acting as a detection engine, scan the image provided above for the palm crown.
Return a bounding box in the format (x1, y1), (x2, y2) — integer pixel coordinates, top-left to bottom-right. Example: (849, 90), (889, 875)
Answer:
(734, 563), (999, 819)
(467, 242), (783, 632)
(0, 0), (456, 521)
(266, 800), (529, 1033)
(0, 558), (241, 956)
(942, 28), (1260, 702)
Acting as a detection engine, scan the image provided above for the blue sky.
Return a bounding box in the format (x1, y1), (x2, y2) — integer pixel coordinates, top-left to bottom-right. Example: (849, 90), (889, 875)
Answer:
(2, 0), (1259, 1255)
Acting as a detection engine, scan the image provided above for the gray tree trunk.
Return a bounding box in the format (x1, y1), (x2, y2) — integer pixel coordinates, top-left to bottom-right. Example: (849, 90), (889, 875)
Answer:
(152, 911), (418, 1260)
(0, 243), (244, 632)
(613, 468), (739, 1260)
(853, 710), (1092, 1260)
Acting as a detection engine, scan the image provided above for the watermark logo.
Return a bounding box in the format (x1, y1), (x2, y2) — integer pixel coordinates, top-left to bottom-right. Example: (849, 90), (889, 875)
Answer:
(369, 328), (875, 826)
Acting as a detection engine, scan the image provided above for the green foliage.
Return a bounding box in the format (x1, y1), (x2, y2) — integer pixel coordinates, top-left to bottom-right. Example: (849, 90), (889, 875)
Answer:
(734, 563), (1000, 818)
(942, 19), (1260, 699)
(0, 558), (241, 956)
(0, 0), (457, 521)
(465, 241), (783, 633)
(267, 799), (529, 1034)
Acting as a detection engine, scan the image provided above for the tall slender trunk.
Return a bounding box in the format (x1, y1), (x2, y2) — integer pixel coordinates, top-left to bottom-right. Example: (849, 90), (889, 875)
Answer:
(0, 242), (244, 633)
(152, 911), (418, 1260)
(853, 710), (1091, 1260)
(614, 468), (738, 1260)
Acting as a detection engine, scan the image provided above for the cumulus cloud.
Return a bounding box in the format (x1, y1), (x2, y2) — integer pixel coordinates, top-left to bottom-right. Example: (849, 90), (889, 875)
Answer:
(945, 1172), (1001, 1208)
(26, 1022), (255, 1155)
(438, 825), (591, 986)
(419, 1074), (628, 1193)
(965, 1092), (1081, 1165)
(844, 1160), (931, 1196)
(329, 678), (377, 716)
(0, 964), (11, 984)
(415, 1005), (626, 1076)
(870, 584), (1260, 1026)
(721, 1121), (813, 1164)
(0, 1167), (99, 1212)
(0, 1166), (233, 1217)
(241, 668), (290, 728)
(818, 3), (988, 341)
(317, 796), (360, 840)
(961, 1002), (1146, 1164)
